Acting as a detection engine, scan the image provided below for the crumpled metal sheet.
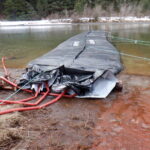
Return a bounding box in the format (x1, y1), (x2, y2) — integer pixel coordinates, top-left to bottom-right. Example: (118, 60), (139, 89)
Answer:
(19, 31), (123, 98)
(77, 70), (118, 98)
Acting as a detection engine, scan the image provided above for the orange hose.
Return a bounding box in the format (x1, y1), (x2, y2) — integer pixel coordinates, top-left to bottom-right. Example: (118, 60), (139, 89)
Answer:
(0, 57), (76, 115)
(1, 57), (76, 97)
(0, 88), (40, 106)
(0, 76), (76, 97)
(0, 83), (49, 106)
(0, 91), (65, 115)
(2, 57), (9, 79)
(0, 76), (32, 93)
(48, 92), (76, 98)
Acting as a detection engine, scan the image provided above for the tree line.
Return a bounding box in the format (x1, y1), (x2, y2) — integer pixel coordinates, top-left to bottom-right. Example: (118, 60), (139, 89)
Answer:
(0, 0), (149, 20)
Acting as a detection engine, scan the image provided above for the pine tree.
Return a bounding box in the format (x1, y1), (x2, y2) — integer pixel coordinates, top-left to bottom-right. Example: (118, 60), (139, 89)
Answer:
(36, 0), (48, 18)
(4, 0), (38, 20)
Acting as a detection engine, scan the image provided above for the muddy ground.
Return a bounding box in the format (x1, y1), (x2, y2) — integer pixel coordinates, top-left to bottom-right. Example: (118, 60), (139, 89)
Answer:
(0, 69), (150, 150)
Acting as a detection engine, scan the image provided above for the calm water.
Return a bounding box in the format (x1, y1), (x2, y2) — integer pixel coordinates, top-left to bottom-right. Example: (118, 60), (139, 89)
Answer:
(0, 23), (150, 75)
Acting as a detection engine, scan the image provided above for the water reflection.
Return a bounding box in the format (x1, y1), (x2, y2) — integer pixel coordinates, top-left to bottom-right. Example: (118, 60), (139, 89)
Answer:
(0, 23), (150, 75)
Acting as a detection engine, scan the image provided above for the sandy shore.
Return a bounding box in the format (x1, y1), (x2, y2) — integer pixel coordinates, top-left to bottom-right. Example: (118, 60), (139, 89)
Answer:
(0, 68), (150, 150)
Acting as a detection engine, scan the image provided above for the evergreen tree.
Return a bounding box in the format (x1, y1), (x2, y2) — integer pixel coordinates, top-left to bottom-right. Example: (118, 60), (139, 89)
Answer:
(0, 0), (149, 20)
(75, 0), (86, 12)
(0, 0), (5, 15)
(36, 0), (49, 17)
(141, 0), (150, 11)
(4, 0), (38, 20)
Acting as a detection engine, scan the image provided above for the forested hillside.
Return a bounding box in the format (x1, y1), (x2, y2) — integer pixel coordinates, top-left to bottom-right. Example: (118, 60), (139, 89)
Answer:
(0, 0), (149, 20)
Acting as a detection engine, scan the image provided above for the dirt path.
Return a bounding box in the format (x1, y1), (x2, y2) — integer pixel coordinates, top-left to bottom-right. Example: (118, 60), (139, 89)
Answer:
(0, 69), (150, 150)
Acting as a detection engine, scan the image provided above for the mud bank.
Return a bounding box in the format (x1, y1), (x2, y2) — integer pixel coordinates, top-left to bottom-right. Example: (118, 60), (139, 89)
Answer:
(0, 69), (150, 150)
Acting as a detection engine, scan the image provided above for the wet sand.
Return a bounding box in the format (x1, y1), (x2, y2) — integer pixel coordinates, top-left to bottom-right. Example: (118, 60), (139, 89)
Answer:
(0, 69), (150, 150)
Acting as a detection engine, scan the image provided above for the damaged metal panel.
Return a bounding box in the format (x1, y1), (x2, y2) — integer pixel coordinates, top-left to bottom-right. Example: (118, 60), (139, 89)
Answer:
(19, 31), (123, 98)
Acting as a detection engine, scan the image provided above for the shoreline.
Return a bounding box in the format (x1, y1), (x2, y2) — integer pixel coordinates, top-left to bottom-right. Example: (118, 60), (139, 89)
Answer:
(0, 16), (150, 26)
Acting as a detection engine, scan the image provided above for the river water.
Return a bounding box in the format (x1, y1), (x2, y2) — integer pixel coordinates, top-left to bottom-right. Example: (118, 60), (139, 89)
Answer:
(0, 23), (150, 149)
(0, 23), (150, 75)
